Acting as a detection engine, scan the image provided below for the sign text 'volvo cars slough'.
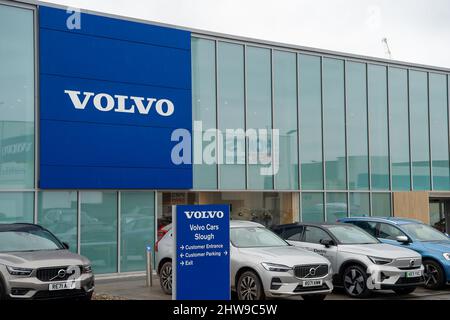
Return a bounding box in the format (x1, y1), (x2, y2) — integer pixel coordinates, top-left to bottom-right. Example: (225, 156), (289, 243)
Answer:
(173, 204), (230, 300)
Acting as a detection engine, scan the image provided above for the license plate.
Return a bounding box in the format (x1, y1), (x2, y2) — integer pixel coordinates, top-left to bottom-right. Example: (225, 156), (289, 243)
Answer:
(406, 270), (422, 278)
(303, 279), (323, 287)
(49, 281), (76, 291)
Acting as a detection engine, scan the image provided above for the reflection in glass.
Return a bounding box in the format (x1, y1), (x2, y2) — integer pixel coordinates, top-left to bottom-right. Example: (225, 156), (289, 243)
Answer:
(409, 70), (430, 190)
(299, 54), (323, 190)
(326, 192), (347, 222)
(302, 193), (324, 222)
(121, 191), (155, 272)
(388, 68), (410, 190)
(346, 62), (369, 190)
(371, 193), (391, 217)
(368, 65), (389, 190)
(273, 51), (298, 189)
(192, 38), (217, 189)
(218, 42), (245, 189)
(429, 73), (450, 190)
(246, 46), (273, 189)
(349, 193), (370, 217)
(80, 192), (117, 274)
(38, 191), (77, 253)
(0, 192), (33, 223)
(323, 58), (346, 190)
(0, 5), (34, 189)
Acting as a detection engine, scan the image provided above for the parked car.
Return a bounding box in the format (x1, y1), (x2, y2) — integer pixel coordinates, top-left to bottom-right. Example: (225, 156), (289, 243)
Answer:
(156, 220), (334, 300)
(272, 222), (424, 298)
(339, 217), (450, 290)
(0, 223), (94, 300)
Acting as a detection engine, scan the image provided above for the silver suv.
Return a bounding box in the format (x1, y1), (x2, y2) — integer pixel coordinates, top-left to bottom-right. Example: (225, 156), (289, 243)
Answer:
(0, 223), (95, 300)
(273, 222), (424, 298)
(156, 220), (334, 300)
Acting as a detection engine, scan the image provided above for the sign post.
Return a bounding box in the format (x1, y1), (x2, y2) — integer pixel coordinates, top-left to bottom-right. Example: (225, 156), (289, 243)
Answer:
(173, 204), (230, 300)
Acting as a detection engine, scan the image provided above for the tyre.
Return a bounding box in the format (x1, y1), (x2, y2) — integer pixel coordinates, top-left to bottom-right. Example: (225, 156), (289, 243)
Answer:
(342, 265), (371, 298)
(393, 287), (416, 295)
(423, 260), (445, 290)
(237, 271), (264, 300)
(159, 261), (173, 295)
(302, 294), (327, 301)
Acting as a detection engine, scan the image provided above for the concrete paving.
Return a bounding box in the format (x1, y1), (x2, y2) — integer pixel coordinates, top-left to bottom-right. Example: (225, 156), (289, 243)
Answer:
(94, 275), (450, 300)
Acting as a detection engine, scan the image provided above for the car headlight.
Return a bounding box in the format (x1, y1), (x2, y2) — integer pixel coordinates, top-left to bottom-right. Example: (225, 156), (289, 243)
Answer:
(261, 262), (292, 272)
(368, 256), (393, 265)
(82, 264), (93, 274)
(443, 253), (450, 261)
(6, 266), (33, 276)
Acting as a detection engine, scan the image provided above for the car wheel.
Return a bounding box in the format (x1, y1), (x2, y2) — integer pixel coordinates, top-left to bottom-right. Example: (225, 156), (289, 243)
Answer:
(423, 260), (445, 290)
(160, 261), (173, 295)
(342, 265), (371, 298)
(237, 271), (264, 300)
(393, 287), (416, 295)
(302, 294), (327, 301)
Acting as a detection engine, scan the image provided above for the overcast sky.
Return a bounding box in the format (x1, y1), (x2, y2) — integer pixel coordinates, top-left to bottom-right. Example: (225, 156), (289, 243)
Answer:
(40, 0), (450, 69)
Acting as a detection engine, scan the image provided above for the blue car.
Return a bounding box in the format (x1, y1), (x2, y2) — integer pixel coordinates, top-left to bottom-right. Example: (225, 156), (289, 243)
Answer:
(338, 217), (450, 290)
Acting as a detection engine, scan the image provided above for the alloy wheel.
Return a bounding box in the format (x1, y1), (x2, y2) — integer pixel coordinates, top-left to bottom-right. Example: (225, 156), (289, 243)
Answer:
(344, 268), (366, 296)
(160, 262), (172, 293)
(239, 275), (258, 300)
(424, 263), (439, 287)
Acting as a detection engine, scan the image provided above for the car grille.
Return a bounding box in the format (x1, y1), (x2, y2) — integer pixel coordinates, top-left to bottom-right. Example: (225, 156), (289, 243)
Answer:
(395, 276), (424, 285)
(36, 266), (73, 282)
(294, 264), (328, 279)
(294, 284), (330, 292)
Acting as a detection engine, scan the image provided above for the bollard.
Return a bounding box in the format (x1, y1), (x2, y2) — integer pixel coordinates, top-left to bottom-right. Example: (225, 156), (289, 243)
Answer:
(146, 246), (153, 287)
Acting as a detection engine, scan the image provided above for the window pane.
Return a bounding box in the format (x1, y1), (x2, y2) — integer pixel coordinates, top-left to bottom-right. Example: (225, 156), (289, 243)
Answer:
(304, 226), (332, 244)
(299, 54), (323, 190)
(346, 62), (369, 190)
(409, 70), (430, 190)
(0, 192), (33, 223)
(378, 223), (405, 240)
(192, 38), (217, 189)
(388, 68), (411, 190)
(0, 5), (34, 189)
(368, 65), (389, 190)
(301, 192), (324, 222)
(121, 191), (155, 272)
(349, 192), (370, 217)
(38, 191), (77, 253)
(326, 192), (347, 222)
(80, 191), (117, 274)
(323, 58), (346, 189)
(218, 42), (245, 189)
(429, 73), (450, 190)
(371, 193), (391, 217)
(273, 50), (298, 189)
(246, 46), (273, 189)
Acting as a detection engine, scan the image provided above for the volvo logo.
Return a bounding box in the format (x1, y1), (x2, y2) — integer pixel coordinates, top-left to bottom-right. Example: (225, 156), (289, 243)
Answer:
(305, 265), (320, 278)
(64, 90), (175, 116)
(49, 269), (67, 281)
(409, 259), (415, 267)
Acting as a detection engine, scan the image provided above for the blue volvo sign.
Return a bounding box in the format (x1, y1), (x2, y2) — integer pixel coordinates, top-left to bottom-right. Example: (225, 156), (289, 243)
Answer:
(174, 204), (230, 300)
(39, 6), (192, 189)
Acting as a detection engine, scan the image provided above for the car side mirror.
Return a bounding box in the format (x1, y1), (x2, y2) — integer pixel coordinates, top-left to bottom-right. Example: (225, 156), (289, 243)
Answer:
(62, 242), (70, 249)
(320, 239), (335, 248)
(396, 235), (410, 244)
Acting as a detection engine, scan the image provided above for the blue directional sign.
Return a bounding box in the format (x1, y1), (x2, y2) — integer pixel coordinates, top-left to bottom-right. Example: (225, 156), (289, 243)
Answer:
(174, 204), (230, 300)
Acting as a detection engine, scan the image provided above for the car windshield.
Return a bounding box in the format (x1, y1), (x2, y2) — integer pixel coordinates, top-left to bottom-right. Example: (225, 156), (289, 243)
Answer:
(402, 223), (449, 242)
(0, 229), (64, 252)
(230, 227), (289, 248)
(326, 225), (379, 244)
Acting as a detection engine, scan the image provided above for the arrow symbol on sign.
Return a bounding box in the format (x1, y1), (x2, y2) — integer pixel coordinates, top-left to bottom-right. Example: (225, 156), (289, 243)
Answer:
(180, 245), (185, 250)
(180, 261), (184, 266)
(224, 251), (228, 256)
(180, 253), (184, 258)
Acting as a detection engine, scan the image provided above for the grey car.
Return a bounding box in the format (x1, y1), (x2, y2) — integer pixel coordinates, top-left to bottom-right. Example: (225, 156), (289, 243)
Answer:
(0, 223), (95, 300)
(273, 222), (425, 298)
(156, 220), (334, 300)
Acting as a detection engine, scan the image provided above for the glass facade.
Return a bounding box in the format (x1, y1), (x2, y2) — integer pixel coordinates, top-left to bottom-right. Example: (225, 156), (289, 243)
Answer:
(3, 2), (450, 274)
